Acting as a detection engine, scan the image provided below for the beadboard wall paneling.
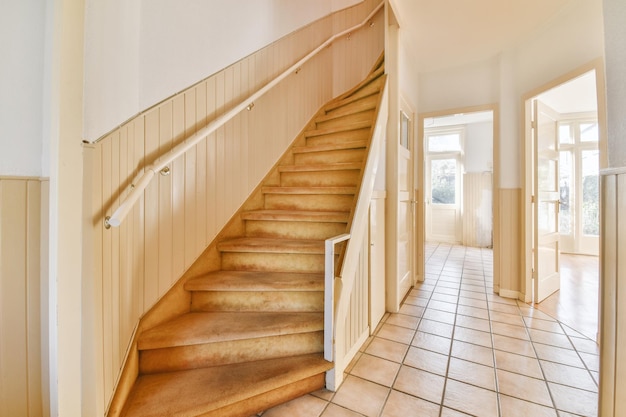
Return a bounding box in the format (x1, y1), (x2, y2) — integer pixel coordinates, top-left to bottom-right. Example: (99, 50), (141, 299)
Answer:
(0, 177), (45, 417)
(495, 188), (522, 298)
(463, 172), (493, 248)
(85, 1), (384, 413)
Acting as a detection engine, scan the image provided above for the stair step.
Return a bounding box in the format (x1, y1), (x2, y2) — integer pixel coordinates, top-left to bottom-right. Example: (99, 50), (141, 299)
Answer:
(327, 70), (385, 111)
(186, 270), (324, 291)
(122, 354), (331, 417)
(305, 127), (370, 147)
(241, 209), (349, 223)
(279, 162), (362, 173)
(318, 94), (379, 122)
(293, 140), (368, 154)
(315, 109), (375, 131)
(138, 311), (323, 351)
(304, 120), (371, 139)
(218, 237), (325, 255)
(262, 186), (356, 195)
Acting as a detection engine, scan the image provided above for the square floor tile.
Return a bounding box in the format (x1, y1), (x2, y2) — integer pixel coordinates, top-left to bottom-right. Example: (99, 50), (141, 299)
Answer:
(350, 353), (401, 387)
(443, 379), (498, 417)
(528, 329), (573, 349)
(457, 304), (489, 320)
(494, 350), (544, 379)
(331, 376), (390, 417)
(262, 394), (328, 417)
(453, 326), (492, 348)
(399, 304), (425, 318)
(491, 321), (530, 340)
(548, 382), (598, 416)
(490, 311), (526, 327)
(440, 408), (472, 416)
(431, 292), (459, 304)
(447, 357), (496, 390)
(569, 336), (599, 354)
(488, 302), (520, 315)
(365, 337), (409, 363)
(499, 394), (558, 417)
(540, 360), (597, 392)
(496, 369), (553, 407)
(380, 389), (440, 417)
(376, 323), (416, 345)
(579, 351), (600, 372)
(428, 299), (458, 313)
(403, 295), (429, 308)
(423, 308), (456, 325)
(451, 340), (494, 367)
(459, 290), (487, 300)
(523, 317), (565, 334)
(412, 331), (452, 355)
(458, 296), (488, 309)
(393, 365), (445, 404)
(493, 334), (537, 358)
(533, 343), (585, 368)
(455, 315), (491, 332)
(418, 318), (454, 338)
(385, 313), (420, 330)
(320, 403), (365, 417)
(404, 346), (449, 376)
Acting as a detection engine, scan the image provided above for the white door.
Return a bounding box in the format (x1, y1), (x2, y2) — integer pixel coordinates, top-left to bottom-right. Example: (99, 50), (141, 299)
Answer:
(397, 109), (413, 301)
(534, 100), (561, 302)
(426, 154), (462, 243)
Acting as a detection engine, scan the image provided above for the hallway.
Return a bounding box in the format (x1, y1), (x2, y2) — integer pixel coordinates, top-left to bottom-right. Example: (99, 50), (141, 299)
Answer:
(258, 243), (599, 416)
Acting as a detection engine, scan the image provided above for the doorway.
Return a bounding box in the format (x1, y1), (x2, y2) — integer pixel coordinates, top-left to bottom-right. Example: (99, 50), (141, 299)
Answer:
(417, 106), (497, 284)
(523, 62), (606, 339)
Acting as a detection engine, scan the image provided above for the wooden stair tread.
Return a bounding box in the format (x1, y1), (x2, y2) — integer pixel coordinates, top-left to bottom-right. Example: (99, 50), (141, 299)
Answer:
(241, 209), (349, 222)
(329, 69), (385, 109)
(304, 121), (371, 138)
(121, 354), (332, 417)
(318, 95), (378, 122)
(138, 311), (323, 350)
(218, 237), (325, 254)
(185, 270), (324, 292)
(293, 140), (368, 154)
(278, 162), (362, 173)
(262, 186), (356, 195)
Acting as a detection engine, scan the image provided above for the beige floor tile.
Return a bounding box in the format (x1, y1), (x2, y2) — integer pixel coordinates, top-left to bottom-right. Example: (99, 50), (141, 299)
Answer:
(428, 299), (458, 313)
(496, 369), (553, 407)
(430, 292), (459, 304)
(364, 337), (409, 363)
(517, 305), (557, 321)
(403, 295), (429, 308)
(376, 323), (416, 345)
(311, 389), (334, 401)
(488, 302), (520, 315)
(320, 403), (365, 417)
(418, 318), (454, 338)
(440, 407), (472, 416)
(350, 353), (401, 387)
(443, 379), (498, 417)
(435, 287), (460, 296)
(455, 314), (491, 332)
(490, 311), (526, 327)
(423, 308), (456, 325)
(492, 321), (530, 340)
(459, 289), (487, 300)
(579, 351), (600, 372)
(458, 296), (488, 309)
(528, 328), (573, 349)
(393, 365), (445, 404)
(412, 330), (452, 355)
(569, 335), (599, 354)
(437, 281), (461, 290)
(404, 346), (449, 376)
(331, 376), (389, 417)
(399, 303), (425, 318)
(457, 304), (490, 320)
(533, 343), (585, 368)
(499, 394), (558, 417)
(539, 360), (598, 392)
(450, 339), (494, 367)
(494, 350), (544, 379)
(493, 334), (537, 358)
(380, 390), (440, 417)
(385, 313), (420, 330)
(523, 316), (565, 334)
(548, 382), (598, 416)
(453, 326), (493, 348)
(261, 394), (328, 417)
(447, 357), (496, 390)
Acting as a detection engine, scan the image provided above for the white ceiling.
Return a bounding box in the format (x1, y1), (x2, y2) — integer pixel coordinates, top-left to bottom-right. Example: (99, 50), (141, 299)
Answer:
(538, 70), (598, 114)
(390, 0), (574, 73)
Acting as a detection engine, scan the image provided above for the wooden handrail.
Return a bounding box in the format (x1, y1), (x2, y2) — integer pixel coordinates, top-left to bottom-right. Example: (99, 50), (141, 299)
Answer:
(104, 1), (384, 229)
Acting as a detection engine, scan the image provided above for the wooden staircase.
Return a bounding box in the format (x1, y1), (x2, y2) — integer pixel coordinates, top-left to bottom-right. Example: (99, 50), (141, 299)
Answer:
(118, 58), (386, 417)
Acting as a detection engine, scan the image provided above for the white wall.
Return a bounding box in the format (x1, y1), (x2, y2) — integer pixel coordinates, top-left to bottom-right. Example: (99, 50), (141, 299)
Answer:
(603, 0), (626, 168)
(0, 1), (46, 176)
(465, 121), (493, 173)
(83, 0), (362, 142)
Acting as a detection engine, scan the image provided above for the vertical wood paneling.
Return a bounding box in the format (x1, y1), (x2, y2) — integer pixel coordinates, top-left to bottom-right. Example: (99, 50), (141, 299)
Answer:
(615, 174), (626, 415)
(0, 178), (44, 417)
(497, 188), (521, 298)
(86, 3), (384, 412)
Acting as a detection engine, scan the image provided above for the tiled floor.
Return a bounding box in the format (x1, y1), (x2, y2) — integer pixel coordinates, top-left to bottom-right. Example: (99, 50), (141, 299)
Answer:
(259, 243), (600, 417)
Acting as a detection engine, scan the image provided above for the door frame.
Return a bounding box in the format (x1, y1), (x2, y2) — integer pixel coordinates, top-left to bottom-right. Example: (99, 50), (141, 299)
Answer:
(417, 104), (500, 286)
(522, 59), (607, 304)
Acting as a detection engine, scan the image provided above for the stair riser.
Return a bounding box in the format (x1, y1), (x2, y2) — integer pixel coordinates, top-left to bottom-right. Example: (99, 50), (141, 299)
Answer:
(245, 220), (346, 240)
(324, 95), (379, 119)
(138, 332), (323, 374)
(316, 110), (375, 131)
(190, 291), (324, 312)
(306, 128), (370, 147)
(264, 193), (354, 211)
(281, 170), (360, 187)
(294, 149), (366, 165)
(325, 77), (384, 112)
(222, 252), (327, 273)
